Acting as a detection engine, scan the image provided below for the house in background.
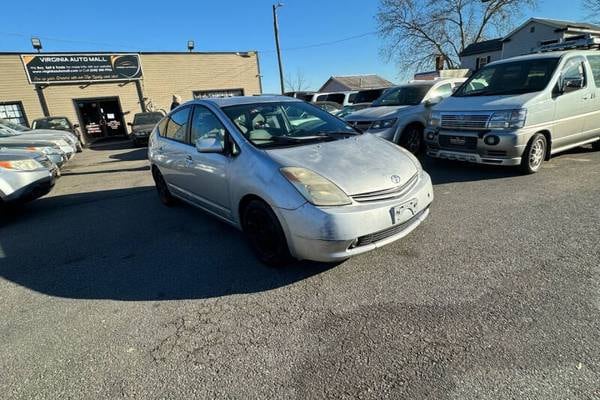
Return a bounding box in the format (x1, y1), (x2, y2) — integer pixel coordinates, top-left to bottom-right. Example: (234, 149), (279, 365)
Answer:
(318, 74), (394, 92)
(460, 18), (600, 72)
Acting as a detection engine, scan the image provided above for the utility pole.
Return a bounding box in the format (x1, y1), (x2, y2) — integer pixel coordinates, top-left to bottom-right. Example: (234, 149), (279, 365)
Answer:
(272, 3), (285, 94)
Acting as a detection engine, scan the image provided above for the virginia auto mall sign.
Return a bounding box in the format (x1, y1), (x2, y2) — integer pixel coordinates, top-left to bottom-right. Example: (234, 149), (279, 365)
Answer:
(21, 53), (143, 84)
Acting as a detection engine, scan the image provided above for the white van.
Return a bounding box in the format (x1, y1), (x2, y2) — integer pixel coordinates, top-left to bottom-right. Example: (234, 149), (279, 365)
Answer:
(425, 47), (600, 173)
(312, 91), (358, 106)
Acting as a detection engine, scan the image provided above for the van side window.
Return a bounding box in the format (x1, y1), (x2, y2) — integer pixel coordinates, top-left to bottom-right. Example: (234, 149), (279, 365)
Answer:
(561, 58), (587, 91)
(586, 55), (600, 86)
(165, 107), (190, 142)
(429, 83), (452, 98)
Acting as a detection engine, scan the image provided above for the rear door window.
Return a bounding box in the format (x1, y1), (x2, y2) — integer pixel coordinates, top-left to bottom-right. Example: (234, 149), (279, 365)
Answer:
(586, 55), (600, 86)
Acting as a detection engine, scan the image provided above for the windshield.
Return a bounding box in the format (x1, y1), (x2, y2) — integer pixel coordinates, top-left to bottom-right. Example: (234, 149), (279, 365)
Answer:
(372, 85), (431, 106)
(0, 125), (21, 137)
(353, 89), (385, 104)
(0, 118), (30, 132)
(32, 118), (71, 130)
(222, 101), (358, 149)
(454, 58), (560, 97)
(133, 113), (164, 125)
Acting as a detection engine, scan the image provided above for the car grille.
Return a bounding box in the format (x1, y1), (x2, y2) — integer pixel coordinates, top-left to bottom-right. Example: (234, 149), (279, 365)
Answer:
(441, 114), (490, 130)
(351, 173), (419, 203)
(355, 207), (428, 247)
(348, 120), (373, 131)
(439, 135), (478, 151)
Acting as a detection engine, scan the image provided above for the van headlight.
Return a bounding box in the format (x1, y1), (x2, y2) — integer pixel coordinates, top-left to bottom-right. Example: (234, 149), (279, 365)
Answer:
(281, 167), (351, 206)
(487, 109), (527, 130)
(428, 111), (441, 128)
(0, 159), (43, 171)
(371, 118), (397, 130)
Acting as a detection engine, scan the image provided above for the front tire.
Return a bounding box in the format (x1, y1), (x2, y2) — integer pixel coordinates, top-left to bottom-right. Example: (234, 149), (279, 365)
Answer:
(242, 200), (292, 267)
(520, 133), (547, 174)
(398, 125), (424, 155)
(152, 167), (175, 206)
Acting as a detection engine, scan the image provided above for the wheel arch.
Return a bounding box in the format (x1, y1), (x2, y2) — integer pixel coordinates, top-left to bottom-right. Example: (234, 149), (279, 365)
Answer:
(396, 120), (425, 142)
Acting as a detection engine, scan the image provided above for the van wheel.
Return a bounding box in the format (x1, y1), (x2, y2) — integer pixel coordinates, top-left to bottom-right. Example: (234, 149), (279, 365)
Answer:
(242, 200), (292, 267)
(398, 125), (424, 155)
(520, 133), (547, 174)
(152, 167), (175, 206)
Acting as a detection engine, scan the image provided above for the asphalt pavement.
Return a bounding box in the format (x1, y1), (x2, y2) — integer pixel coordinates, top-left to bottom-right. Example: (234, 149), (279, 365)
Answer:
(0, 139), (598, 399)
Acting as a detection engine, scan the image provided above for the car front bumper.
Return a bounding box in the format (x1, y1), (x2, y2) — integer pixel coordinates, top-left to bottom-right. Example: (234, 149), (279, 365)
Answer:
(424, 128), (533, 166)
(276, 172), (434, 262)
(3, 175), (55, 204)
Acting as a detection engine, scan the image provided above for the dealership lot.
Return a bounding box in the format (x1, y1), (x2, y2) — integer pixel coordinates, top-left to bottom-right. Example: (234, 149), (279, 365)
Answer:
(0, 141), (598, 399)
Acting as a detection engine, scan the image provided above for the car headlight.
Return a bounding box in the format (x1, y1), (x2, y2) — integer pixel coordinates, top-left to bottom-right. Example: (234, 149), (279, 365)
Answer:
(371, 118), (397, 130)
(0, 159), (43, 171)
(428, 111), (441, 128)
(280, 167), (351, 206)
(487, 109), (527, 130)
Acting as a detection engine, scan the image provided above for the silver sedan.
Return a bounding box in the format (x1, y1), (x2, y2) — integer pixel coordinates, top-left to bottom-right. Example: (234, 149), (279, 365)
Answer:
(148, 96), (433, 265)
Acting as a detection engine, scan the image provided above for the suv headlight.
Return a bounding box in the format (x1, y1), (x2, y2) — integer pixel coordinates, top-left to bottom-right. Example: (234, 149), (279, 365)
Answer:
(281, 167), (351, 206)
(0, 159), (43, 171)
(487, 109), (527, 130)
(428, 111), (441, 128)
(371, 118), (397, 130)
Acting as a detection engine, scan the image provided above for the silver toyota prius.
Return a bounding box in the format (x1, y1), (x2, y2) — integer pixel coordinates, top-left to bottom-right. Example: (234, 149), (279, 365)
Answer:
(148, 96), (433, 265)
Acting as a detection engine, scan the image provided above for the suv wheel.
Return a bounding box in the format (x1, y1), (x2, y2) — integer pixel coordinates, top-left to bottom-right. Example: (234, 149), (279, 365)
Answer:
(398, 125), (423, 155)
(152, 167), (175, 206)
(520, 133), (547, 174)
(242, 200), (292, 267)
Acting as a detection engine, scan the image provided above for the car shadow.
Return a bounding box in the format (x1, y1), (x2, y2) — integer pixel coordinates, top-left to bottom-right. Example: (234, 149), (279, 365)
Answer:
(87, 137), (133, 151)
(0, 187), (336, 301)
(420, 157), (520, 185)
(108, 148), (148, 162)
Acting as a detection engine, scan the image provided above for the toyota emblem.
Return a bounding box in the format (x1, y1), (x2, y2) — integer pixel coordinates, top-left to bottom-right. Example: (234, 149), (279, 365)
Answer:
(391, 175), (401, 184)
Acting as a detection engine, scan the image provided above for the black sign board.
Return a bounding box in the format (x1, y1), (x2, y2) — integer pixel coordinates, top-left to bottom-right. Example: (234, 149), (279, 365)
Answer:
(21, 53), (143, 84)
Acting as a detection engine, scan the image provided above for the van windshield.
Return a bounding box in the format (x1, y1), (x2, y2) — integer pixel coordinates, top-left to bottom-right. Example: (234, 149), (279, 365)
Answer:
(454, 58), (560, 97)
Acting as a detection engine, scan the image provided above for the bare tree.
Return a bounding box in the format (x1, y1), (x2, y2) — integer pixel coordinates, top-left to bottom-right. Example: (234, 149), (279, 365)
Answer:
(377, 0), (536, 72)
(285, 70), (311, 92)
(588, 0), (600, 17)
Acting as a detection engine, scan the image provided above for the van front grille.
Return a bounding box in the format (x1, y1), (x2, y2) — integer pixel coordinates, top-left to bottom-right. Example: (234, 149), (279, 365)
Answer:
(441, 114), (490, 130)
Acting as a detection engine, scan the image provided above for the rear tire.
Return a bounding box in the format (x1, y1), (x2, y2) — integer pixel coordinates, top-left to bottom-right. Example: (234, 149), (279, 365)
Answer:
(242, 200), (292, 267)
(398, 125), (424, 155)
(152, 167), (175, 206)
(520, 133), (547, 174)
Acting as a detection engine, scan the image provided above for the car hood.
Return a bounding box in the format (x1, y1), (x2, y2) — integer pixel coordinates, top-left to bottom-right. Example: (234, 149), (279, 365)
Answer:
(0, 137), (58, 147)
(346, 105), (413, 121)
(132, 124), (157, 132)
(24, 129), (76, 139)
(266, 133), (419, 195)
(435, 93), (541, 112)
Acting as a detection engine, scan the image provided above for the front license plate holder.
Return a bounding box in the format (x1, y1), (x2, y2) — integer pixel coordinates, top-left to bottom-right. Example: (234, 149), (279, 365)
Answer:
(391, 199), (418, 224)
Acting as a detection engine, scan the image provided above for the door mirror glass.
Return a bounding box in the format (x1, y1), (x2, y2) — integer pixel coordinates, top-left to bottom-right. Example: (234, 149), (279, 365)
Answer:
(561, 77), (584, 93)
(196, 137), (224, 153)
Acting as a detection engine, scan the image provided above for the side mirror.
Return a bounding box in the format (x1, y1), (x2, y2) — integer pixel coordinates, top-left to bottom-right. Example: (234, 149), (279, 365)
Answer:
(196, 137), (224, 153)
(127, 122), (133, 126)
(561, 77), (584, 93)
(424, 96), (443, 107)
(73, 124), (79, 129)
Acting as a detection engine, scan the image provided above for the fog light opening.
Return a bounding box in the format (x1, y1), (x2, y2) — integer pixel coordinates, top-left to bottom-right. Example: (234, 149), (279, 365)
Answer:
(484, 135), (500, 146)
(426, 132), (436, 140)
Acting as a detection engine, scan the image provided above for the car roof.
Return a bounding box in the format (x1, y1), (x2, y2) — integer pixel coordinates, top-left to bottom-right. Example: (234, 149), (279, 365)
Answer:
(33, 116), (69, 121)
(190, 95), (301, 108)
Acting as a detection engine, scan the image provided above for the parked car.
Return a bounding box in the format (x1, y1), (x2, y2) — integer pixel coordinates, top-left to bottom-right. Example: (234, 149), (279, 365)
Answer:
(0, 119), (79, 156)
(345, 78), (466, 154)
(128, 112), (165, 146)
(425, 49), (600, 173)
(338, 103), (372, 120)
(314, 101), (343, 115)
(284, 91), (315, 102)
(312, 91), (358, 106)
(352, 88), (390, 105)
(0, 129), (69, 167)
(31, 116), (83, 148)
(149, 96), (433, 265)
(0, 149), (57, 205)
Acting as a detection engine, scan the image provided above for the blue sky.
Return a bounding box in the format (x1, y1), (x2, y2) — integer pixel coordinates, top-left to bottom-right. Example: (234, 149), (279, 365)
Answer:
(0, 0), (593, 93)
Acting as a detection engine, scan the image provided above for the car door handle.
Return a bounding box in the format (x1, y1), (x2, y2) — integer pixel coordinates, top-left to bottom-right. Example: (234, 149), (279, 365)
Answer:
(184, 155), (193, 165)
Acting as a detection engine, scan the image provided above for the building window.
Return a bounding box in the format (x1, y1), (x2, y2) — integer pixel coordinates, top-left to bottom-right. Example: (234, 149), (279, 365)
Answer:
(193, 89), (244, 99)
(0, 102), (28, 126)
(475, 56), (491, 70)
(530, 26), (536, 33)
